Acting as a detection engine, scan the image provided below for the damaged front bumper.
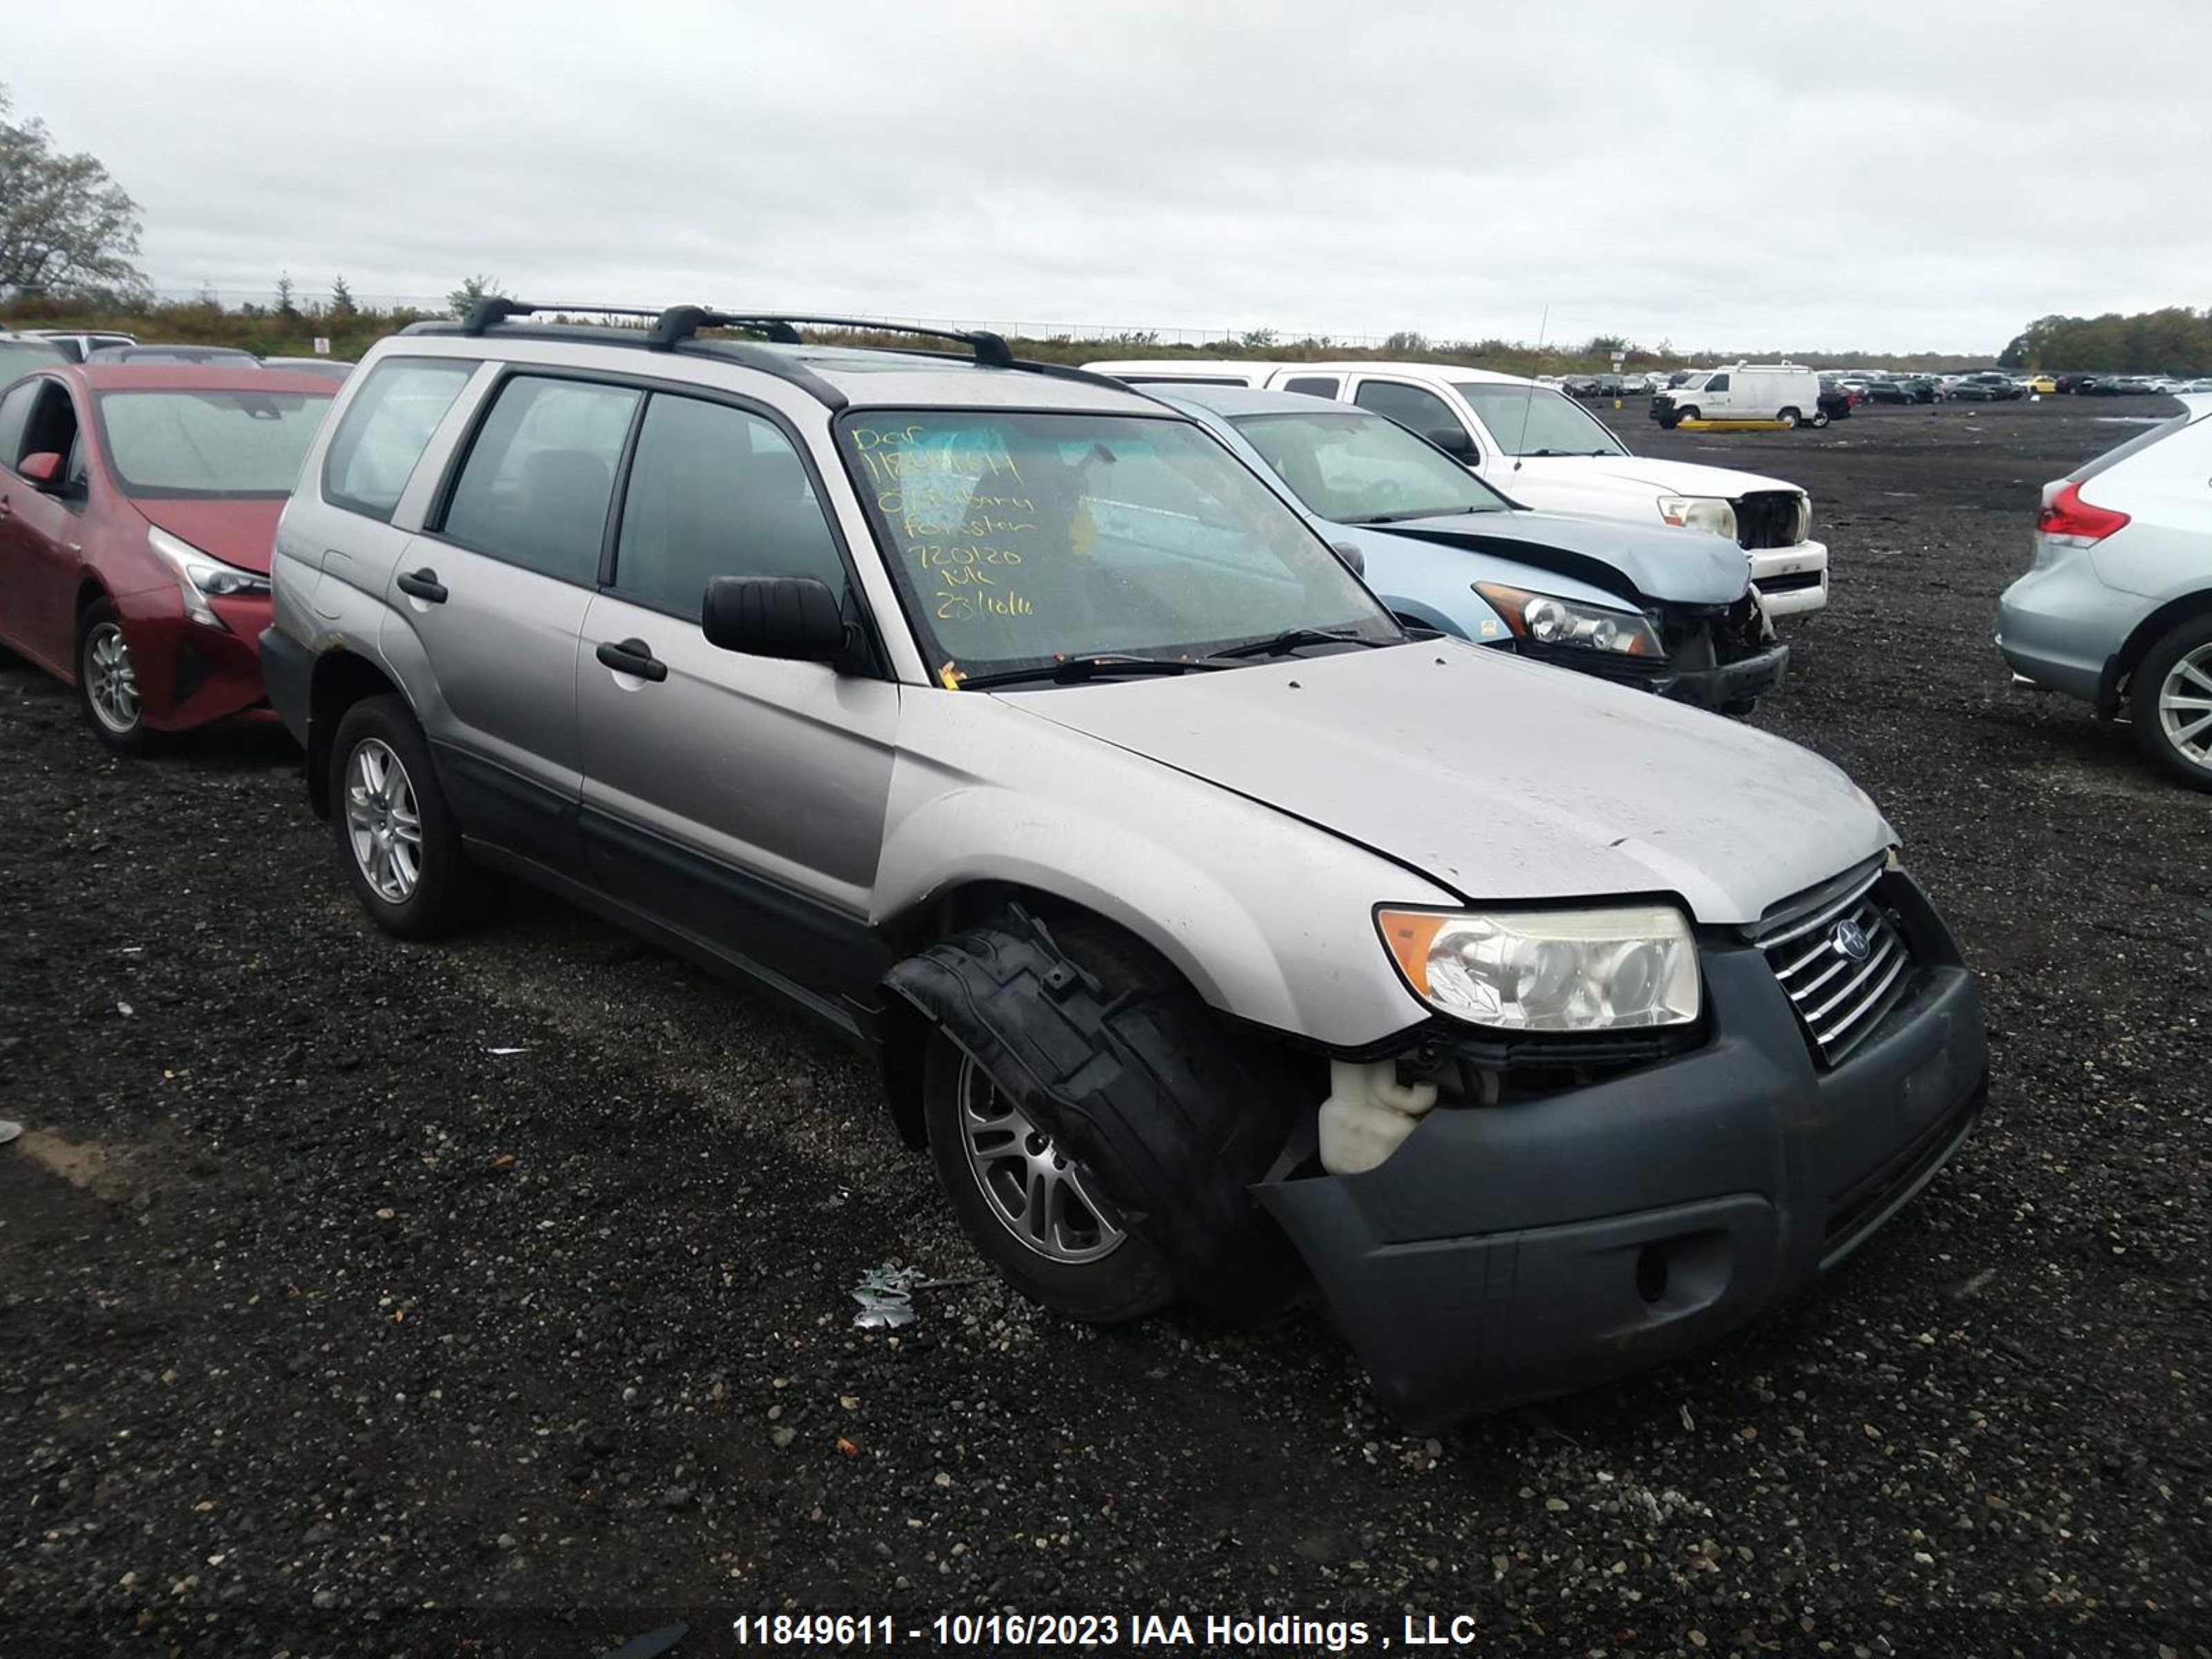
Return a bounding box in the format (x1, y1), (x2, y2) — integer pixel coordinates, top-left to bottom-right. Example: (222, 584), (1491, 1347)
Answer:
(1651, 641), (1789, 710)
(1527, 639), (1789, 711)
(1255, 877), (1987, 1433)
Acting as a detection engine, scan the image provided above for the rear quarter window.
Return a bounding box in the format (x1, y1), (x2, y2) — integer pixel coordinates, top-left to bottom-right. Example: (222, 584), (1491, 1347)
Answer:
(321, 356), (478, 521)
(2070, 410), (2208, 484)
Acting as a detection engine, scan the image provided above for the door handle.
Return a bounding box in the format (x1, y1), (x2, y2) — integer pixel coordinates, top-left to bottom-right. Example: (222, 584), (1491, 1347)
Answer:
(596, 637), (668, 683)
(396, 568), (447, 603)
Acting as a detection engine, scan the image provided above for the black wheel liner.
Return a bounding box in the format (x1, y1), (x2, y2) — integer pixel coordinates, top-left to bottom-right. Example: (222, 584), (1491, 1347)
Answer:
(886, 906), (1303, 1318)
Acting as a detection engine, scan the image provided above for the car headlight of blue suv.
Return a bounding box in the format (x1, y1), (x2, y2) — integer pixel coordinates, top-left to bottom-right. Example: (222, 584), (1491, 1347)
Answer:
(1473, 581), (1662, 657)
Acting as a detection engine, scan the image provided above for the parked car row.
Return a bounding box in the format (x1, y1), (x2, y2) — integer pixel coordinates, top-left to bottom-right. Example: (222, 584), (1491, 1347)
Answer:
(1812, 369), (2207, 404)
(1, 304), (1984, 1429)
(2068, 374), (2212, 396)
(1086, 356), (1831, 617)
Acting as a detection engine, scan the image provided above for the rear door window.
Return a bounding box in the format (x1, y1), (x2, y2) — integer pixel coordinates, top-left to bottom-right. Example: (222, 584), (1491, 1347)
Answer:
(439, 375), (641, 585)
(321, 356), (478, 521)
(1280, 375), (1342, 397)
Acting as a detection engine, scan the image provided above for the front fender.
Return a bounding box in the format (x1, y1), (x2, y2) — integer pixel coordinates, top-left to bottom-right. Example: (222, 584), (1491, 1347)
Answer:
(876, 780), (1297, 1024)
(1375, 590), (1510, 645)
(870, 707), (1451, 1049)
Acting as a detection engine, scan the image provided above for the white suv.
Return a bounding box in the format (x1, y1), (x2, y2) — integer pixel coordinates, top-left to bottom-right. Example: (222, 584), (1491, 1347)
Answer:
(1085, 358), (1831, 617)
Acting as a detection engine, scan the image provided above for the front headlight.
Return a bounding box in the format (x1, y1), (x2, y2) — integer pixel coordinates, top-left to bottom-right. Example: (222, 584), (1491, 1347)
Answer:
(147, 526), (270, 630)
(1473, 581), (1662, 657)
(1656, 494), (1738, 539)
(1376, 905), (1700, 1032)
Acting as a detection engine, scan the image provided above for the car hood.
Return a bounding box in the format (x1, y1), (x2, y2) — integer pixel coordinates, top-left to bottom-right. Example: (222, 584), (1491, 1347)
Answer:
(1381, 509), (1750, 606)
(1011, 642), (1891, 924)
(1500, 453), (1808, 505)
(130, 498), (284, 574)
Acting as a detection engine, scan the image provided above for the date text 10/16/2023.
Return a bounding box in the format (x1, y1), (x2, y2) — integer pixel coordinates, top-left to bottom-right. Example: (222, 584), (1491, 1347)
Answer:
(727, 1611), (1485, 1650)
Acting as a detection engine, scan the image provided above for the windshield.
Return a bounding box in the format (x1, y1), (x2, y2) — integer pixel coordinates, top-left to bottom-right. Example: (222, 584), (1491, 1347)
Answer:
(838, 409), (1397, 682)
(1452, 384), (1629, 457)
(0, 339), (66, 379)
(95, 388), (334, 497)
(1228, 408), (1509, 523)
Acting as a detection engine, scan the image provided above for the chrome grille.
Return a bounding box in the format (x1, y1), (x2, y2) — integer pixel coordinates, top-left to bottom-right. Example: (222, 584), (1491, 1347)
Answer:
(1756, 864), (1915, 1065)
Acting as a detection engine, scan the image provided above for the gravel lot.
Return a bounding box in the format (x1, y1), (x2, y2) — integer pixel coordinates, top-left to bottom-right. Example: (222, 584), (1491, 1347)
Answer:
(3, 395), (2207, 1656)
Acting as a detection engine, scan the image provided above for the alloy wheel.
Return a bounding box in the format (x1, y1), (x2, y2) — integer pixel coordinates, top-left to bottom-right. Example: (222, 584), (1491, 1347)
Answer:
(2157, 644), (2212, 771)
(344, 738), (424, 902)
(83, 623), (140, 733)
(957, 1054), (1126, 1264)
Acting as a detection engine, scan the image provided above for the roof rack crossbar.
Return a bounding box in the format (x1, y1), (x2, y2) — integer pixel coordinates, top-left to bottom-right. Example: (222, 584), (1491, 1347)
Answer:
(647, 308), (1014, 367)
(460, 299), (664, 336)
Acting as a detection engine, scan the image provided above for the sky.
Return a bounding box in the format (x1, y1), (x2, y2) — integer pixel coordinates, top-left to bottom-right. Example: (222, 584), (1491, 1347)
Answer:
(9, 0), (2210, 355)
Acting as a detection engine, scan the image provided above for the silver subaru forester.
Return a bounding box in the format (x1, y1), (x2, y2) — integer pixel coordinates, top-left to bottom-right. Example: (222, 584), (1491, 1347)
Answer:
(261, 304), (1987, 1429)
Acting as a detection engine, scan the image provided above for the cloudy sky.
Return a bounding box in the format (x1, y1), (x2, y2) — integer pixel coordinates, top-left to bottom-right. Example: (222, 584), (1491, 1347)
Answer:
(11, 0), (2209, 353)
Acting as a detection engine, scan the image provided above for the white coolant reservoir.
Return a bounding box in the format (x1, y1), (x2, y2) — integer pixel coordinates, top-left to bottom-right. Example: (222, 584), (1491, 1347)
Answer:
(1318, 1059), (1440, 1174)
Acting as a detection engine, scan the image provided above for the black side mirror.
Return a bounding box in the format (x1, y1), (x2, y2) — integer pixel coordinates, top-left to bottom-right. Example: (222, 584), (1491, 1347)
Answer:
(1426, 426), (1475, 460)
(1329, 540), (1367, 578)
(701, 575), (851, 665)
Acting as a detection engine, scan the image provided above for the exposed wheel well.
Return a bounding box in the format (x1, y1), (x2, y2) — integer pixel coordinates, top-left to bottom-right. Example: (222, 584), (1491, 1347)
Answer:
(75, 579), (107, 621)
(2106, 592), (2212, 711)
(306, 651), (403, 817)
(874, 882), (1197, 1150)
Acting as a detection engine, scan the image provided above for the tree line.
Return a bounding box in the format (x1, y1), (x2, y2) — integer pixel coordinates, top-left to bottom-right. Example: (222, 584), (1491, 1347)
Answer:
(1999, 309), (2212, 375)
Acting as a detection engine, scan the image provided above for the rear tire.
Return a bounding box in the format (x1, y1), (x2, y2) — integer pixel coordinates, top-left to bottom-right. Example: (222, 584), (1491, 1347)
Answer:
(2130, 618), (2212, 791)
(1777, 408), (1801, 429)
(1810, 410), (1831, 429)
(328, 694), (483, 936)
(75, 599), (166, 757)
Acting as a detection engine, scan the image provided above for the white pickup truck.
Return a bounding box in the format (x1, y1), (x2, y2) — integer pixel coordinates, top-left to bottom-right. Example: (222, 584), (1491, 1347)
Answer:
(1085, 358), (1830, 618)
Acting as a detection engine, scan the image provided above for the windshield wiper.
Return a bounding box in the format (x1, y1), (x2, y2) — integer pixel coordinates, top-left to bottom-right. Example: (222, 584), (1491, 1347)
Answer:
(1354, 505), (1502, 524)
(955, 655), (1219, 691)
(1210, 626), (1385, 660)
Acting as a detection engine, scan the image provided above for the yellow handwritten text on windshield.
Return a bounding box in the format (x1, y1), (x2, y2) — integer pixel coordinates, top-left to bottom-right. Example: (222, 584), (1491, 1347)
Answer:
(846, 426), (1042, 635)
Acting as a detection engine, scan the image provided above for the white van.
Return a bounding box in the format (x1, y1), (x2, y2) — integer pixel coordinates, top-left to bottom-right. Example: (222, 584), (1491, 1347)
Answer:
(1647, 363), (1824, 430)
(1085, 358), (1830, 617)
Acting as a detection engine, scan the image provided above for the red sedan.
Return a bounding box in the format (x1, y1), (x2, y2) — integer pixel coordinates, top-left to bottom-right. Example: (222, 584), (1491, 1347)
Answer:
(0, 362), (336, 753)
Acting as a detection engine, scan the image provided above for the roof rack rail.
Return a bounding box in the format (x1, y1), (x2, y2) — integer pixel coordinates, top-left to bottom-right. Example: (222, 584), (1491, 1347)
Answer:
(646, 308), (1015, 368)
(429, 299), (1143, 409)
(460, 299), (663, 336)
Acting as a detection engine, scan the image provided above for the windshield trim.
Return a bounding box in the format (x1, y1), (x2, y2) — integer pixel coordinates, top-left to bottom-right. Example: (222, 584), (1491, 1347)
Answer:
(1224, 409), (1511, 523)
(830, 402), (1400, 686)
(92, 386), (335, 500)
